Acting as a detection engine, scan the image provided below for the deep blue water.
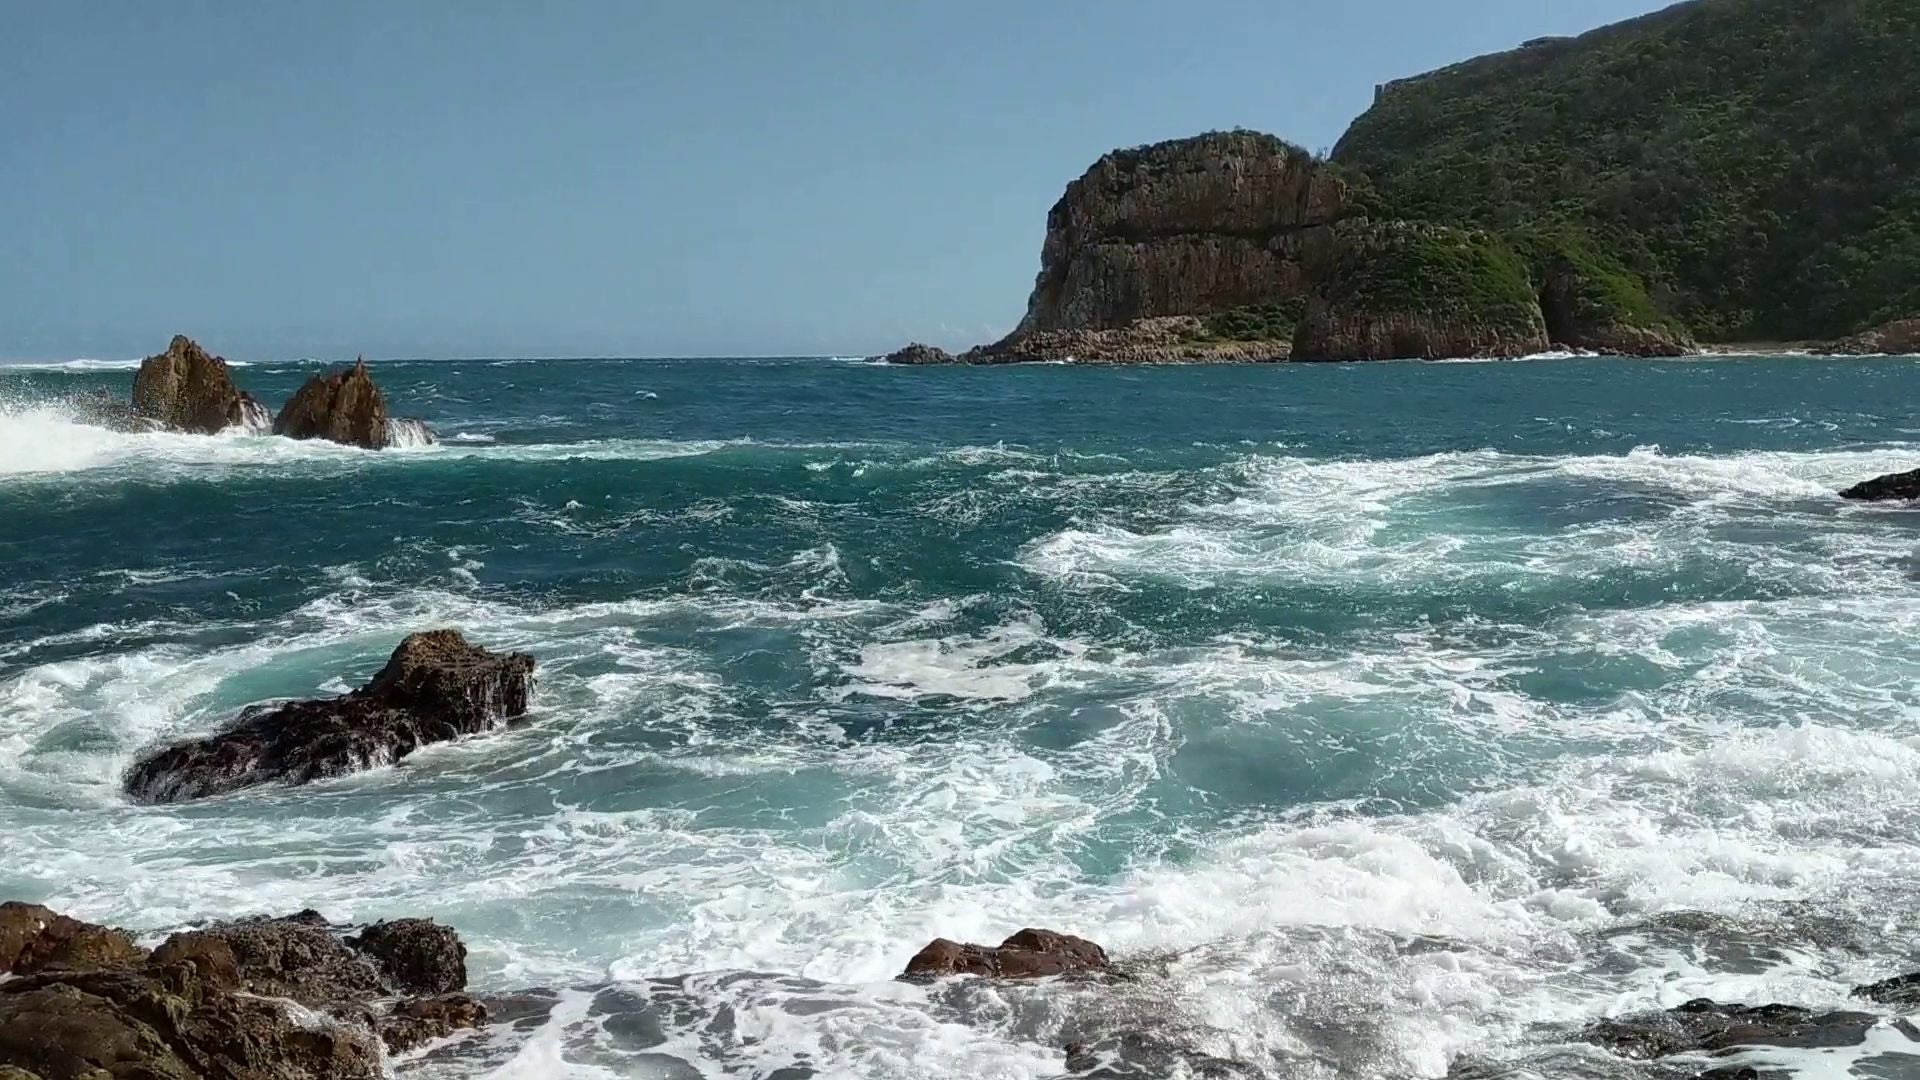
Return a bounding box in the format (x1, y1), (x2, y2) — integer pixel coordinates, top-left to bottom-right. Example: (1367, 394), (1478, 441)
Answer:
(3, 354), (1920, 1079)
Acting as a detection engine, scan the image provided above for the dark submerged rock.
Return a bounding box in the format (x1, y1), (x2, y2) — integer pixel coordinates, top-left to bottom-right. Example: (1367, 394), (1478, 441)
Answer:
(272, 359), (394, 450)
(124, 630), (536, 803)
(880, 342), (957, 365)
(130, 335), (268, 435)
(1854, 971), (1920, 1007)
(1584, 998), (1878, 1060)
(902, 928), (1110, 980)
(346, 918), (467, 995)
(1839, 468), (1920, 502)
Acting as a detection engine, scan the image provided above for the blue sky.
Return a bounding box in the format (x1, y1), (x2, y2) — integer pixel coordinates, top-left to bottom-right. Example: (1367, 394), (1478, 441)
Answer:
(2, 0), (1673, 360)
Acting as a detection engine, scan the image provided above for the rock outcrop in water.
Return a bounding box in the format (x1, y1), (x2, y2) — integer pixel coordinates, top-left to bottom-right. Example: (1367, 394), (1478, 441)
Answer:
(273, 359), (432, 450)
(0, 902), (488, 1079)
(1828, 317), (1920, 356)
(1839, 469), (1920, 502)
(130, 336), (269, 435)
(954, 131), (1342, 363)
(124, 630), (535, 803)
(902, 928), (1110, 980)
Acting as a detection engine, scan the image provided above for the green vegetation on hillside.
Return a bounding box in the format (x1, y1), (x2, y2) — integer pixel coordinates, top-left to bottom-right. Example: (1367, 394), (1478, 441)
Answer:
(1333, 0), (1920, 340)
(1316, 222), (1543, 334)
(1181, 300), (1306, 343)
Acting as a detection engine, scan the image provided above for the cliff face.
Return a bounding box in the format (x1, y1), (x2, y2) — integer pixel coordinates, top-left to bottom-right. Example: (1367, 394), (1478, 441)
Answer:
(1011, 131), (1346, 336)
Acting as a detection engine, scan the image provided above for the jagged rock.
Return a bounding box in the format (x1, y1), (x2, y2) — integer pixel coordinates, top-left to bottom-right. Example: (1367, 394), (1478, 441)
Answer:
(272, 359), (393, 450)
(1854, 971), (1920, 1007)
(1827, 318), (1920, 355)
(1010, 132), (1345, 338)
(1291, 221), (1550, 361)
(124, 630), (536, 803)
(1839, 469), (1920, 502)
(902, 928), (1110, 980)
(0, 902), (145, 975)
(376, 994), (488, 1053)
(879, 342), (957, 365)
(1584, 998), (1878, 1060)
(150, 912), (388, 1003)
(346, 919), (466, 995)
(0, 963), (384, 1080)
(0, 903), (487, 1078)
(130, 336), (268, 435)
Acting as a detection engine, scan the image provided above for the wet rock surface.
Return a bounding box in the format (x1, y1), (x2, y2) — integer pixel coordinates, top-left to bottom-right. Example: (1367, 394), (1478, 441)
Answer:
(1584, 998), (1880, 1059)
(1840, 468), (1920, 502)
(0, 904), (489, 1079)
(346, 918), (467, 995)
(124, 630), (535, 803)
(902, 928), (1110, 980)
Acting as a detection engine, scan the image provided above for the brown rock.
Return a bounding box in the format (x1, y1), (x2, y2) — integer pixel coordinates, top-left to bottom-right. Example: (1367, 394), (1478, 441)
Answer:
(150, 912), (387, 1003)
(902, 928), (1110, 980)
(376, 994), (488, 1054)
(0, 902), (145, 975)
(1007, 131), (1345, 337)
(0, 964), (382, 1080)
(272, 359), (391, 450)
(124, 630), (536, 803)
(347, 918), (467, 995)
(130, 335), (269, 435)
(1828, 317), (1920, 355)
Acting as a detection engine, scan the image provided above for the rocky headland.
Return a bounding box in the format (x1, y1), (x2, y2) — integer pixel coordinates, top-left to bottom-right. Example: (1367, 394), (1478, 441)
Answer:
(881, 131), (1697, 365)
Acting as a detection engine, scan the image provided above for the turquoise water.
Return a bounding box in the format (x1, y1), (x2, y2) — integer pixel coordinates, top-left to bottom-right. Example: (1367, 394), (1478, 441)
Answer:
(3, 354), (1920, 1078)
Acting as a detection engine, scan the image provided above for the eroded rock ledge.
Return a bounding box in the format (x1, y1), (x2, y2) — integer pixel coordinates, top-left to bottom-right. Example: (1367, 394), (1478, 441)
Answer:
(0, 902), (488, 1080)
(125, 630), (535, 804)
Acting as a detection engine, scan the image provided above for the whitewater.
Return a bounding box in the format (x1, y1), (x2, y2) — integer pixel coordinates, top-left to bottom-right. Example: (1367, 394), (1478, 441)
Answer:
(3, 354), (1919, 1079)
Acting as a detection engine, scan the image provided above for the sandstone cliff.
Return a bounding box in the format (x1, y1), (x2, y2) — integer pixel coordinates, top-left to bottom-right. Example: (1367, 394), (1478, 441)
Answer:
(1006, 131), (1345, 340)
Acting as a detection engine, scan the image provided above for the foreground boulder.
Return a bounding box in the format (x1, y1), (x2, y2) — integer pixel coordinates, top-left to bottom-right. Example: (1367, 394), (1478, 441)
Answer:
(1585, 998), (1879, 1061)
(272, 359), (399, 450)
(131, 336), (269, 435)
(902, 928), (1110, 980)
(0, 902), (145, 975)
(125, 630), (535, 803)
(1839, 468), (1920, 502)
(0, 905), (487, 1078)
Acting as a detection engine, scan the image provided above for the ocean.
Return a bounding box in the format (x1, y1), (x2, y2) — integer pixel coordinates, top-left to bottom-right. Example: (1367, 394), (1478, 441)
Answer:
(3, 353), (1920, 1079)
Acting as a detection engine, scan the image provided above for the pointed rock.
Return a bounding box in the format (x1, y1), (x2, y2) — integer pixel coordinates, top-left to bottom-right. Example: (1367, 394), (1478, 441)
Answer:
(273, 357), (395, 449)
(129, 335), (266, 434)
